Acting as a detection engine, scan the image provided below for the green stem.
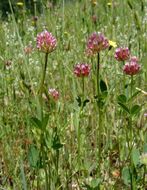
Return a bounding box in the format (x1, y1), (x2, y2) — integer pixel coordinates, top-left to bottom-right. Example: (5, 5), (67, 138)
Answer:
(55, 149), (60, 187)
(130, 75), (135, 190)
(44, 162), (49, 190)
(143, 165), (146, 188)
(37, 169), (40, 190)
(77, 109), (81, 168)
(97, 53), (100, 97)
(33, 0), (37, 31)
(69, 117), (73, 188)
(54, 128), (60, 187)
(39, 53), (49, 97)
(38, 53), (49, 119)
(34, 0), (37, 17)
(77, 77), (85, 168)
(96, 52), (102, 177)
(48, 161), (51, 190)
(122, 61), (126, 93)
(82, 76), (85, 100)
(130, 76), (133, 148)
(130, 76), (133, 98)
(41, 133), (49, 190)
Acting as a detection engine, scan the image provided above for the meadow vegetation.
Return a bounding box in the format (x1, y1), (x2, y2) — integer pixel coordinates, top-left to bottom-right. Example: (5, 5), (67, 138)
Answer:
(0, 0), (147, 189)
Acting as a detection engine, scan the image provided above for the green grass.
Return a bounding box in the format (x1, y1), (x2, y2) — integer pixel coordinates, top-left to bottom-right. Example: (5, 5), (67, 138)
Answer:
(0, 0), (147, 189)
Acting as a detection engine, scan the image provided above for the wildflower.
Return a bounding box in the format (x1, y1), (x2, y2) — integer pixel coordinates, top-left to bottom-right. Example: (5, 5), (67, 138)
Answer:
(130, 56), (139, 63)
(107, 2), (112, 6)
(140, 153), (147, 165)
(109, 40), (117, 48)
(123, 57), (141, 76)
(107, 1), (118, 7)
(48, 88), (59, 101)
(74, 63), (90, 77)
(37, 30), (57, 53)
(144, 113), (147, 117)
(86, 32), (109, 55)
(114, 47), (130, 61)
(16, 2), (24, 6)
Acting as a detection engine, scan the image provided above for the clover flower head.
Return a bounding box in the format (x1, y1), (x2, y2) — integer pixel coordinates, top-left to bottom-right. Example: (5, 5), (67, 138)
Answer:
(48, 88), (59, 101)
(74, 63), (90, 77)
(37, 30), (57, 53)
(123, 56), (141, 76)
(114, 47), (130, 61)
(130, 56), (139, 63)
(86, 32), (109, 55)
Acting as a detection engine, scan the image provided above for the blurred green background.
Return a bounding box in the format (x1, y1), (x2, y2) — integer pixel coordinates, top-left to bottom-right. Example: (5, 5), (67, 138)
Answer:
(0, 0), (64, 18)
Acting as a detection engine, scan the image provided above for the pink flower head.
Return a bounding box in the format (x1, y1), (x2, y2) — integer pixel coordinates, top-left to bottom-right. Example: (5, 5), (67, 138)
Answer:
(86, 32), (109, 54)
(74, 63), (90, 77)
(114, 47), (130, 61)
(48, 88), (59, 101)
(123, 57), (141, 76)
(37, 30), (57, 53)
(130, 56), (139, 63)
